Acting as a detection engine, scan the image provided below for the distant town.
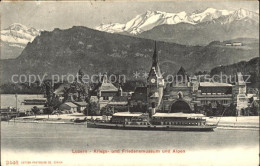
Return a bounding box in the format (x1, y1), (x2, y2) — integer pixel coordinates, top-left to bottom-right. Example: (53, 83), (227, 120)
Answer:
(1, 43), (259, 121)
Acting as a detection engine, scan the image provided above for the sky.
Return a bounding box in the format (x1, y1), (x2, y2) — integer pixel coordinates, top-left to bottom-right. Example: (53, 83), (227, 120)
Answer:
(0, 1), (259, 31)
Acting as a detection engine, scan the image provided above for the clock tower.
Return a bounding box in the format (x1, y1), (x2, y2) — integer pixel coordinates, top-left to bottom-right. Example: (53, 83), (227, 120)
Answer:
(147, 42), (164, 114)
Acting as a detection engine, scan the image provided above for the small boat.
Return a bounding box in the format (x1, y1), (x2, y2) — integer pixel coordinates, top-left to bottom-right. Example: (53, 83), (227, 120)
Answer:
(87, 112), (216, 132)
(74, 118), (87, 123)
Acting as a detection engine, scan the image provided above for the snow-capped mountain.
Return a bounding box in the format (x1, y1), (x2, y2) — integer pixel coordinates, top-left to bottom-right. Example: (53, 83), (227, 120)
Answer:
(95, 8), (258, 35)
(222, 8), (259, 24)
(1, 23), (42, 59)
(1, 23), (41, 48)
(190, 8), (233, 23)
(96, 10), (195, 34)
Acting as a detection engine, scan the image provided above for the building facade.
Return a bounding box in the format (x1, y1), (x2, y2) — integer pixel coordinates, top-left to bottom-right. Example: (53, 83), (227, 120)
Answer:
(89, 73), (122, 111)
(233, 72), (248, 115)
(130, 43), (251, 116)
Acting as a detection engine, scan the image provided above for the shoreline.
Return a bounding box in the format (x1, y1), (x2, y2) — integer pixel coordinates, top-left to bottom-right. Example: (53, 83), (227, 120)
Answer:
(4, 114), (259, 129)
(205, 116), (259, 129)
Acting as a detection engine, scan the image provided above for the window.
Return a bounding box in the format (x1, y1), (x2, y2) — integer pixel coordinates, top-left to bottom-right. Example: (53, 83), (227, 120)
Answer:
(222, 100), (227, 104)
(201, 100), (208, 105)
(103, 96), (109, 100)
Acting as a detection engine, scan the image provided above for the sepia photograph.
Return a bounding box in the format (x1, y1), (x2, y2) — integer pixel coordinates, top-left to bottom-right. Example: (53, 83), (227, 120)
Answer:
(0, 0), (259, 165)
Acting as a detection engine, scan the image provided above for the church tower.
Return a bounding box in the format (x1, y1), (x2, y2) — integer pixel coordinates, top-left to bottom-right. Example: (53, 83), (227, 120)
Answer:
(147, 42), (164, 114)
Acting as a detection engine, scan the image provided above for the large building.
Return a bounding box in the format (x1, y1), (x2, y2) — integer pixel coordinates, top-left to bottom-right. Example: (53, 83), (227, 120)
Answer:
(89, 73), (131, 114)
(195, 82), (233, 108)
(130, 42), (165, 114)
(130, 43), (251, 116)
(163, 67), (194, 113)
(89, 73), (120, 109)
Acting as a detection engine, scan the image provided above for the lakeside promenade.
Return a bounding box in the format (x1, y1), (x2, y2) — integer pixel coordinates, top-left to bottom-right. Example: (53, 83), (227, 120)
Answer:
(7, 114), (259, 129)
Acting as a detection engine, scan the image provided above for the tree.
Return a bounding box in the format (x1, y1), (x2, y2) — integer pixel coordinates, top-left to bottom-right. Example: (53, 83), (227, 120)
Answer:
(249, 105), (259, 116)
(62, 87), (70, 103)
(194, 103), (199, 113)
(44, 107), (54, 119)
(83, 102), (98, 116)
(61, 71), (89, 103)
(43, 81), (62, 117)
(100, 106), (113, 116)
(31, 106), (40, 118)
(43, 81), (54, 104)
(49, 96), (62, 110)
(224, 103), (237, 116)
(215, 102), (225, 116)
(204, 103), (213, 116)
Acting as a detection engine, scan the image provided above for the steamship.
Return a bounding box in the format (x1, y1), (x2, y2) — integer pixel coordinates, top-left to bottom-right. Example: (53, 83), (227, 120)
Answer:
(87, 112), (216, 131)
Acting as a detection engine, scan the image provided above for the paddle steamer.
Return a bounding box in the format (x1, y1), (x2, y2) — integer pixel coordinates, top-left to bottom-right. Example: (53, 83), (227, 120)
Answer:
(87, 112), (216, 131)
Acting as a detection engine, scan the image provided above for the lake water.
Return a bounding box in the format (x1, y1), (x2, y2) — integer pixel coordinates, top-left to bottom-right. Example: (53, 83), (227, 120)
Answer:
(0, 94), (45, 109)
(1, 95), (259, 165)
(1, 122), (259, 166)
(1, 122), (259, 151)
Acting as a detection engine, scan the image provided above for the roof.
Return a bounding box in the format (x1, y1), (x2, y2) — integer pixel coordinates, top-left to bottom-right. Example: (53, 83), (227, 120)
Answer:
(150, 92), (159, 98)
(153, 113), (205, 118)
(54, 83), (70, 95)
(247, 94), (256, 98)
(177, 66), (187, 76)
(100, 82), (118, 91)
(149, 67), (161, 79)
(59, 104), (71, 111)
(109, 96), (128, 105)
(150, 42), (162, 78)
(64, 102), (77, 108)
(99, 74), (118, 91)
(23, 98), (46, 101)
(90, 74), (118, 94)
(199, 82), (232, 87)
(112, 112), (143, 117)
(23, 98), (46, 105)
(73, 102), (88, 106)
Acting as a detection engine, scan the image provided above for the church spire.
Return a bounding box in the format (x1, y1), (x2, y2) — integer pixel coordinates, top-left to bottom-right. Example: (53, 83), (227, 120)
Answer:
(149, 41), (162, 78)
(152, 41), (158, 66)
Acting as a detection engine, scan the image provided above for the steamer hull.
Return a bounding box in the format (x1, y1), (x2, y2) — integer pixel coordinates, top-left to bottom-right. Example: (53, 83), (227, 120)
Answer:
(87, 122), (216, 131)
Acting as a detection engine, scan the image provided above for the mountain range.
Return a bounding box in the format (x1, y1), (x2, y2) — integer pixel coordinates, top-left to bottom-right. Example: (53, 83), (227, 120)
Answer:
(1, 23), (42, 59)
(0, 8), (258, 59)
(96, 8), (259, 45)
(1, 26), (258, 84)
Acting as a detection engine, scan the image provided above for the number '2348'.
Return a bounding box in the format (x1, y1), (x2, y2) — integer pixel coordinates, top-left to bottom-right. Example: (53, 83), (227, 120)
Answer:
(6, 161), (19, 165)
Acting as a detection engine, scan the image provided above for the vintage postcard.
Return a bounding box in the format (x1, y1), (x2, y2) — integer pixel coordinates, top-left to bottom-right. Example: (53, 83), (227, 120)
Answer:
(0, 0), (259, 166)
